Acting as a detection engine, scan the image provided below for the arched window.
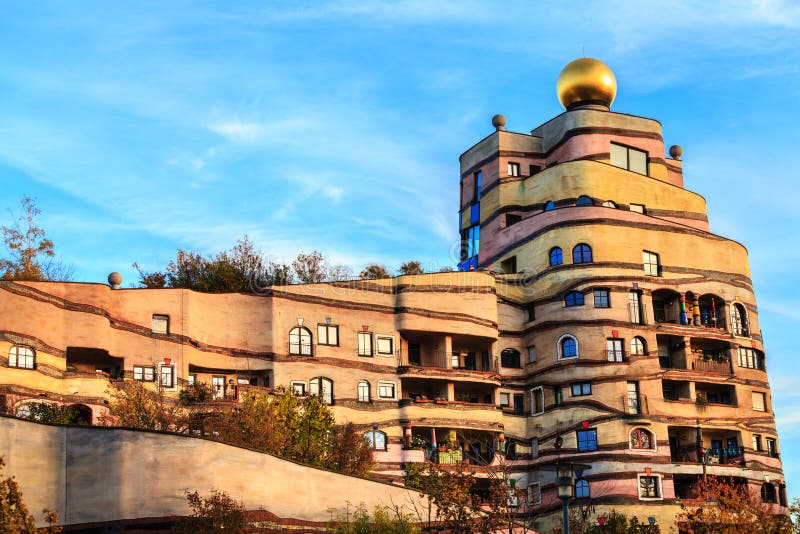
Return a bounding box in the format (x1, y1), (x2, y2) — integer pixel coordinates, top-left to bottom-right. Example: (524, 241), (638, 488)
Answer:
(630, 337), (647, 356)
(500, 348), (521, 368)
(576, 195), (593, 207)
(602, 200), (617, 208)
(575, 479), (590, 498)
(357, 380), (370, 402)
(309, 377), (333, 405)
(572, 244), (593, 263)
(564, 291), (585, 307)
(549, 247), (563, 266)
(289, 326), (313, 355)
(558, 334), (579, 360)
(9, 345), (36, 369)
(731, 303), (749, 337)
(543, 200), (555, 212)
(364, 429), (387, 450)
(630, 428), (654, 449)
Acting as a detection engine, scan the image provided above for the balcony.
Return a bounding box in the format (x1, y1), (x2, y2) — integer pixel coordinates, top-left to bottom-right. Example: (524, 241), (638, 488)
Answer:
(398, 351), (499, 374)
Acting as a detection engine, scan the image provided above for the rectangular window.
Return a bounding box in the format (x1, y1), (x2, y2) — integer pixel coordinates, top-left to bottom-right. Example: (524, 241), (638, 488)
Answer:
(508, 162), (520, 176)
(317, 324), (339, 346)
(738, 347), (764, 370)
(531, 386), (544, 415)
(593, 289), (610, 308)
(513, 394), (524, 414)
(643, 250), (660, 276)
(500, 256), (517, 274)
(554, 386), (563, 405)
(501, 350), (521, 368)
(571, 382), (591, 396)
(766, 438), (778, 457)
(291, 381), (306, 396)
(527, 482), (542, 505)
(473, 171), (483, 201)
(526, 303), (535, 322)
(752, 434), (763, 452)
(627, 382), (641, 414)
(133, 365), (155, 381)
(607, 338), (624, 362)
(160, 365), (175, 388)
(188, 373), (196, 385)
(470, 203), (480, 225)
(464, 225), (480, 259)
(630, 203), (646, 214)
(376, 336), (394, 355)
(152, 314), (169, 334)
(357, 332), (373, 357)
(530, 438), (539, 458)
(629, 291), (644, 323)
(529, 165), (541, 176)
(638, 475), (661, 499)
(9, 347), (35, 369)
(610, 142), (649, 175)
(752, 391), (767, 412)
(377, 381), (395, 399)
(577, 429), (598, 451)
(499, 392), (510, 407)
(528, 346), (537, 363)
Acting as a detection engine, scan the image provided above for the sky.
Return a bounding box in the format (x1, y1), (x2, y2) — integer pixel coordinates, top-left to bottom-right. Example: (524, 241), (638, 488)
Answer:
(1, 0), (799, 501)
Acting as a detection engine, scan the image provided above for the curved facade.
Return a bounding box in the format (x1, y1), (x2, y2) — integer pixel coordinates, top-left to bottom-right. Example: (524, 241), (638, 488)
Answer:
(0, 61), (789, 530)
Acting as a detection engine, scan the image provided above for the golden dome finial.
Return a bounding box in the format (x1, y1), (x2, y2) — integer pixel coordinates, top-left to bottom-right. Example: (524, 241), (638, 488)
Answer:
(557, 58), (617, 110)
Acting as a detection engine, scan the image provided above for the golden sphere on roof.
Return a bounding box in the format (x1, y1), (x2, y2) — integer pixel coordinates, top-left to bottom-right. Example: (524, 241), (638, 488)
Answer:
(557, 58), (617, 109)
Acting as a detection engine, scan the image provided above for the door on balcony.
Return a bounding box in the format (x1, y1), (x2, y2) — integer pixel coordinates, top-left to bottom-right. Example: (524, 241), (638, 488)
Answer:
(408, 343), (421, 366)
(627, 382), (640, 414)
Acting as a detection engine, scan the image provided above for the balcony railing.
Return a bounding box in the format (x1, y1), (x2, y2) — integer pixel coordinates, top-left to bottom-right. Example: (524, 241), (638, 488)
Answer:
(691, 357), (733, 375)
(707, 446), (745, 465)
(398, 351), (498, 373)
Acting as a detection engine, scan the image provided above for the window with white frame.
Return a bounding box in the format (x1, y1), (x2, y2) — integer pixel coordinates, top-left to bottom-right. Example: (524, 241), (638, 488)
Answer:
(738, 347), (764, 370)
(309, 377), (333, 405)
(731, 303), (749, 336)
(508, 162), (520, 176)
(357, 380), (370, 402)
(527, 482), (542, 505)
(630, 428), (655, 449)
(610, 143), (648, 175)
(643, 251), (660, 276)
(377, 381), (396, 399)
(317, 324), (339, 346)
(152, 314), (169, 334)
(188, 373), (196, 385)
(607, 338), (624, 362)
(638, 475), (662, 499)
(630, 337), (647, 356)
(133, 365), (155, 381)
(160, 364), (175, 388)
(530, 386), (544, 415)
(291, 381), (306, 396)
(8, 346), (35, 369)
(557, 334), (579, 360)
(364, 430), (387, 450)
(499, 392), (510, 407)
(357, 332), (373, 357)
(289, 326), (313, 355)
(376, 336), (394, 356)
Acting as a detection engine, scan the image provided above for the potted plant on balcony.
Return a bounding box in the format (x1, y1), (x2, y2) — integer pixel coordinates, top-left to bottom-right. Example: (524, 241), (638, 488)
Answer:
(696, 394), (709, 408)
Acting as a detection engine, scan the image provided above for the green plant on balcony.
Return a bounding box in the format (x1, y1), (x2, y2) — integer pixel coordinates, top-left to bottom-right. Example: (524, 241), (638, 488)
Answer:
(695, 394), (709, 407)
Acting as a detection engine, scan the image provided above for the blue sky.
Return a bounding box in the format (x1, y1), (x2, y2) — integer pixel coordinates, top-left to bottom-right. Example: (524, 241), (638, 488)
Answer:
(1, 0), (799, 500)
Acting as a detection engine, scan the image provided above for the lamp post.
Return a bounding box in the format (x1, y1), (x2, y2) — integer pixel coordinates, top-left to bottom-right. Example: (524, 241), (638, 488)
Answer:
(540, 462), (591, 534)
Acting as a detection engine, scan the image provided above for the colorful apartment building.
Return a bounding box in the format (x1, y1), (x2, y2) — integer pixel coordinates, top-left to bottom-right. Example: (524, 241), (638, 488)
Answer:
(0, 58), (787, 529)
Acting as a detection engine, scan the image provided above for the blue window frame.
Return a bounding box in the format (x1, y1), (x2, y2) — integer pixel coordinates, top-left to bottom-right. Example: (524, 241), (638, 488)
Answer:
(576, 195), (593, 206)
(575, 479), (590, 498)
(565, 291), (584, 307)
(573, 243), (593, 263)
(544, 200), (555, 211)
(474, 171), (482, 201)
(470, 203), (480, 225)
(560, 336), (578, 359)
(577, 429), (598, 451)
(549, 247), (563, 266)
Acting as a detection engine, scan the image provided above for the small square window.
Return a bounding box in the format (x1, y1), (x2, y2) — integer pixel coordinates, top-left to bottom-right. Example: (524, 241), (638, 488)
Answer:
(638, 475), (661, 499)
(378, 381), (395, 399)
(133, 365), (155, 381)
(188, 373), (196, 385)
(358, 332), (373, 357)
(643, 250), (660, 276)
(577, 429), (598, 451)
(376, 336), (394, 355)
(508, 162), (520, 177)
(571, 382), (591, 396)
(8, 346), (35, 369)
(593, 289), (610, 308)
(152, 314), (169, 334)
(499, 392), (510, 407)
(317, 324), (339, 346)
(752, 391), (767, 412)
(291, 382), (306, 396)
(630, 203), (646, 214)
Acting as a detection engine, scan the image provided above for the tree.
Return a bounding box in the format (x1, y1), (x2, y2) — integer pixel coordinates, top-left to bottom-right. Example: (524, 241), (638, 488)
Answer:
(398, 261), (425, 275)
(676, 477), (791, 534)
(172, 489), (246, 534)
(100, 380), (184, 432)
(293, 250), (327, 283)
(328, 502), (419, 534)
(1, 197), (72, 281)
(360, 264), (390, 280)
(0, 456), (61, 533)
(22, 403), (81, 425)
(791, 498), (800, 533)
